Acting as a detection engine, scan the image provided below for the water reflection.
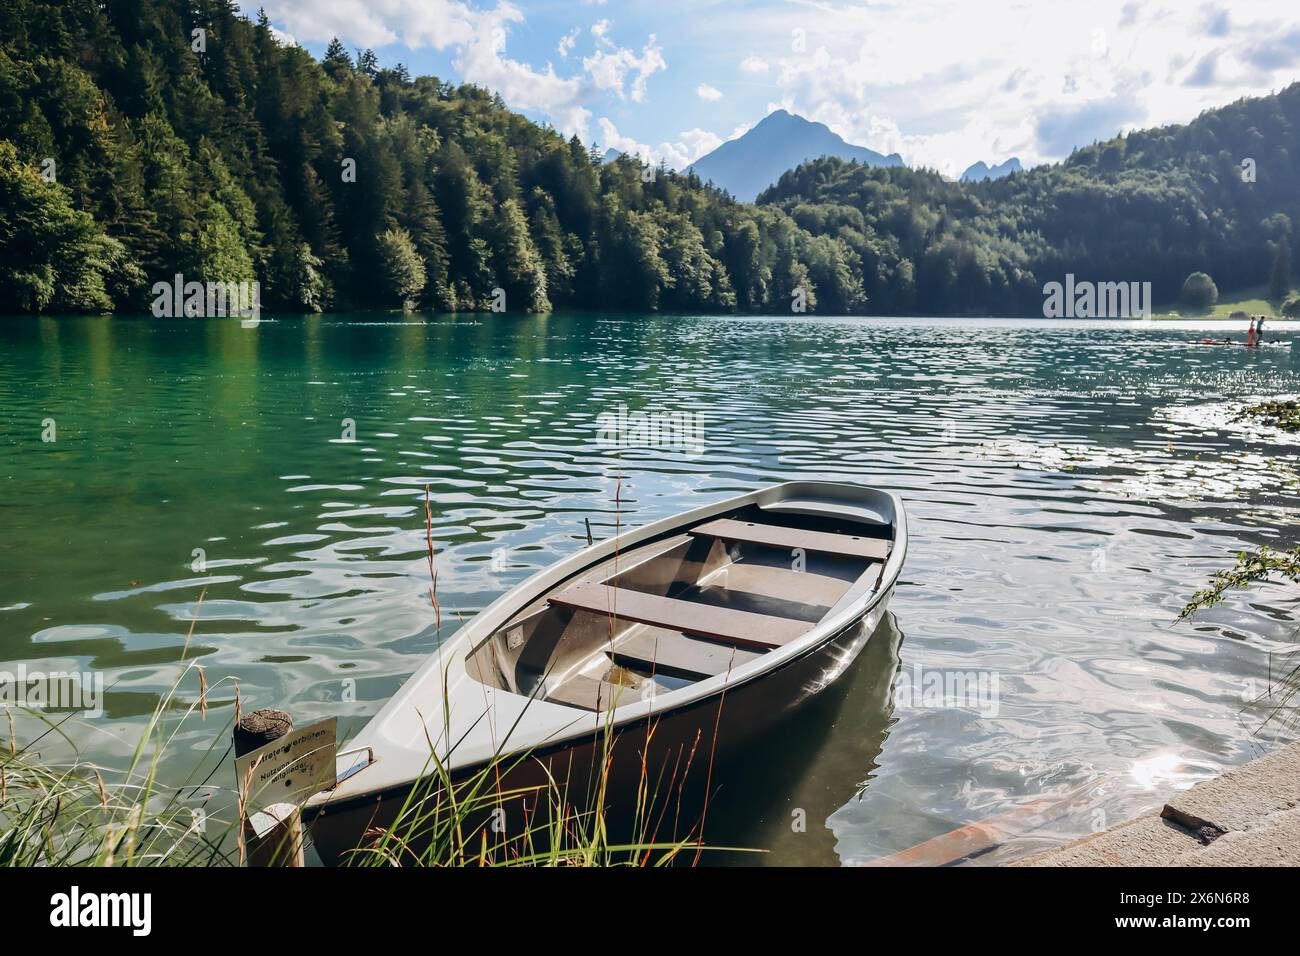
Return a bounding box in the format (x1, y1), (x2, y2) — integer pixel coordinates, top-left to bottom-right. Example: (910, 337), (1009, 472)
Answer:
(705, 612), (904, 866)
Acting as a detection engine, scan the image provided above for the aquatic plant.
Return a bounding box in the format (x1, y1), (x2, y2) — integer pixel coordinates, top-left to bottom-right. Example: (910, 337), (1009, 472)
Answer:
(1232, 400), (1300, 433)
(1181, 546), (1300, 735)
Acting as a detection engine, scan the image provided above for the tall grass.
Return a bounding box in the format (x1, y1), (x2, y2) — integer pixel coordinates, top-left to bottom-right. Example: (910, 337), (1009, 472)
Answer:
(0, 667), (240, 867)
(339, 615), (735, 865)
(1, 668), (733, 866)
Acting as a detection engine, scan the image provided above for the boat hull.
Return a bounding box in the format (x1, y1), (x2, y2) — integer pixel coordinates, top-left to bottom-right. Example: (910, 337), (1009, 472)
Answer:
(308, 582), (894, 865)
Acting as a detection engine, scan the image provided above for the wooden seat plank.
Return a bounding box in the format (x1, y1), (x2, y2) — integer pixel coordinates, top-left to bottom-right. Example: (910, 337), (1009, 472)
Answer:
(689, 518), (890, 561)
(611, 627), (763, 679)
(550, 582), (808, 651)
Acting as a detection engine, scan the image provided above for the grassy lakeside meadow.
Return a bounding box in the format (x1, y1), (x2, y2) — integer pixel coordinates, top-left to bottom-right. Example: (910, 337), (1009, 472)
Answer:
(1149, 283), (1297, 320)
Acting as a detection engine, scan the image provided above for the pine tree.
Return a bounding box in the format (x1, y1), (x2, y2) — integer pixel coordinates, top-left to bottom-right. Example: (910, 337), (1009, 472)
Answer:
(491, 198), (550, 312)
(357, 48), (379, 79)
(323, 37), (350, 75)
(376, 227), (426, 306)
(192, 201), (256, 283)
(291, 242), (326, 311)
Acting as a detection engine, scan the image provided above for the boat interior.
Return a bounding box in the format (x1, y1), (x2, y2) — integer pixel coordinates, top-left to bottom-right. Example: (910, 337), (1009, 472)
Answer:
(465, 504), (894, 712)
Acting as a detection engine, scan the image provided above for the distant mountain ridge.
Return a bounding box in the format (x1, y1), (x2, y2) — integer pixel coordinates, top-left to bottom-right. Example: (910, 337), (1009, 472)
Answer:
(754, 81), (1300, 316)
(961, 157), (1022, 182)
(687, 109), (903, 202)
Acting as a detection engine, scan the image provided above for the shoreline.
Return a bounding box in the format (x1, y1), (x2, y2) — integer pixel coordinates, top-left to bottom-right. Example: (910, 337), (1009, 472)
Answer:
(1016, 742), (1300, 866)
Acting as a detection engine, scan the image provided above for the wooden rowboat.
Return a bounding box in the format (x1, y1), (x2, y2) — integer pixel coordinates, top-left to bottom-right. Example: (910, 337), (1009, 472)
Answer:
(304, 480), (907, 863)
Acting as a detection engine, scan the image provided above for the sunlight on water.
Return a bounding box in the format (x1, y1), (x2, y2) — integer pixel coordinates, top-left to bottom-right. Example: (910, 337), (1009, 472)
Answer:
(1128, 752), (1219, 792)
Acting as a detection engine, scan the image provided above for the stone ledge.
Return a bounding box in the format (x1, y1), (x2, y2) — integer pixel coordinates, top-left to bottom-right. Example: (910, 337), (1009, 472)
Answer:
(1162, 744), (1300, 834)
(1170, 806), (1300, 866)
(1015, 741), (1300, 867)
(1013, 814), (1197, 867)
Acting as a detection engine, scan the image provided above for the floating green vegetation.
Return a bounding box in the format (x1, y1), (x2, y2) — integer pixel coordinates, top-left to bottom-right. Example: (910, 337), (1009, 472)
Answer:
(1181, 546), (1300, 619)
(1233, 400), (1300, 432)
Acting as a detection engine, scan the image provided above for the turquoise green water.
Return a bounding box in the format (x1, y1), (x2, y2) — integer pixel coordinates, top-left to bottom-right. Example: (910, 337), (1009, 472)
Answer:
(2, 312), (1298, 864)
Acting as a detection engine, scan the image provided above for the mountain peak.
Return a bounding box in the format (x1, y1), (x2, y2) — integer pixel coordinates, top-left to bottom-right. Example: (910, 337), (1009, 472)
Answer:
(689, 110), (903, 202)
(961, 157), (1022, 182)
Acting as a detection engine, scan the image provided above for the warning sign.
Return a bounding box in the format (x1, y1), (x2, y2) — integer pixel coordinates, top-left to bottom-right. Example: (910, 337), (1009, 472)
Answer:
(234, 718), (337, 814)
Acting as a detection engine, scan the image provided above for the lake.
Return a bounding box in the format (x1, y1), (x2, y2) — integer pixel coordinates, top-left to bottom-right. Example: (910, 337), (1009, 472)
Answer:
(2, 312), (1298, 865)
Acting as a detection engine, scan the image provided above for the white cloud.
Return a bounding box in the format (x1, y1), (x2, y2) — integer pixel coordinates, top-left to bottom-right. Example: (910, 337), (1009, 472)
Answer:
(250, 0), (478, 50)
(250, 1), (667, 143)
(597, 117), (721, 169)
(583, 34), (666, 102)
(251, 0), (1300, 178)
(453, 5), (591, 137)
(696, 83), (722, 101)
(702, 0), (1300, 175)
(557, 27), (579, 58)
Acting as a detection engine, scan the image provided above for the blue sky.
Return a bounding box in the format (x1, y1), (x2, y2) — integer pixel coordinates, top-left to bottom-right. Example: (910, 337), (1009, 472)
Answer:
(243, 1), (1300, 177)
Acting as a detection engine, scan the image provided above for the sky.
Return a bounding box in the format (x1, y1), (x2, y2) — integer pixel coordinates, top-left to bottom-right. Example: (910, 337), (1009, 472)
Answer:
(241, 0), (1300, 178)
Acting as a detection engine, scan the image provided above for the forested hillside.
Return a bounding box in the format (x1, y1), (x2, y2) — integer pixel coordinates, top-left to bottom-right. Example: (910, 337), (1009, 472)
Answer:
(759, 84), (1300, 314)
(1, 0), (1297, 316)
(0, 0), (864, 314)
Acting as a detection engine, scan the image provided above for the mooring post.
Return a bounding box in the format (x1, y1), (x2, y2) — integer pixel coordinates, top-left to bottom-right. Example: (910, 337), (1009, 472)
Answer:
(584, 516), (594, 546)
(234, 708), (305, 867)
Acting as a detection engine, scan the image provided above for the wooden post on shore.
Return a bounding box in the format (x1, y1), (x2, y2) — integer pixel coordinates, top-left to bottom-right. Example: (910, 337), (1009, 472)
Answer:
(234, 708), (306, 867)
